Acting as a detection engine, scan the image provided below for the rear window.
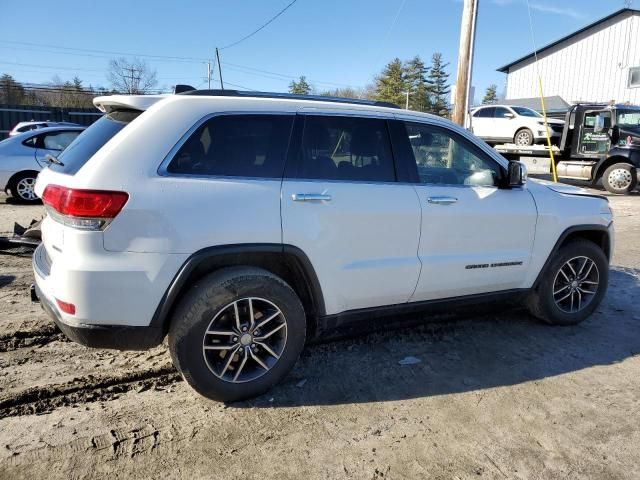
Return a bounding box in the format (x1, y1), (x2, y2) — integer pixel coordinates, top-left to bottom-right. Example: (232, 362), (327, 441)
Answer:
(166, 114), (294, 178)
(51, 110), (140, 175)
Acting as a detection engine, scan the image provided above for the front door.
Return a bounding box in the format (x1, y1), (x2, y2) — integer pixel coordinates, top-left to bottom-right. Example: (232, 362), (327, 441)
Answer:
(281, 114), (422, 315)
(393, 120), (538, 301)
(578, 110), (611, 156)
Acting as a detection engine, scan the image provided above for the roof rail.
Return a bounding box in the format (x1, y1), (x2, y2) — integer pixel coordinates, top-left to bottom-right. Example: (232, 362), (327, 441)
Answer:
(176, 87), (400, 109)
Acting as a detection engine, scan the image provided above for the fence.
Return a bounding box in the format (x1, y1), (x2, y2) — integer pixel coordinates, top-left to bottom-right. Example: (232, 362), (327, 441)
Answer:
(0, 104), (103, 139)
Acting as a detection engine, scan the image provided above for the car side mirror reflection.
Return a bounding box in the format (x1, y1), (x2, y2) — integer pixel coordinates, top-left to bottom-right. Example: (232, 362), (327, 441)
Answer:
(507, 161), (527, 187)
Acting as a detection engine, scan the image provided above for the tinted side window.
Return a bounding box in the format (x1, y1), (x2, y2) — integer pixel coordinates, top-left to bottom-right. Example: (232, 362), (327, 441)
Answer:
(167, 115), (293, 178)
(474, 107), (494, 118)
(493, 107), (511, 118)
(403, 122), (502, 187)
(42, 131), (80, 150)
(296, 115), (395, 182)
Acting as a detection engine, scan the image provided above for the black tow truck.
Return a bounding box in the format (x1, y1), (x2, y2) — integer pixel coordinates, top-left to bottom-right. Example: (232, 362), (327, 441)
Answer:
(496, 103), (640, 194)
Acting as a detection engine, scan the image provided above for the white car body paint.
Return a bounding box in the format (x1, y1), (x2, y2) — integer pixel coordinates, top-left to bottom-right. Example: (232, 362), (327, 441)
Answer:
(471, 105), (565, 144)
(33, 93), (612, 330)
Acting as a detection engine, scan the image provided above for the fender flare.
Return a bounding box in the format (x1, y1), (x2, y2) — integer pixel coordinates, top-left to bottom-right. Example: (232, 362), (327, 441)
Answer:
(532, 224), (611, 289)
(149, 243), (325, 334)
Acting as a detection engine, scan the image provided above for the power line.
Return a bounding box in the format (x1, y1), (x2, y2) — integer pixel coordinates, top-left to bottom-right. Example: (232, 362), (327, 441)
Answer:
(221, 61), (358, 88)
(221, 0), (299, 50)
(0, 40), (207, 63)
(0, 60), (105, 72)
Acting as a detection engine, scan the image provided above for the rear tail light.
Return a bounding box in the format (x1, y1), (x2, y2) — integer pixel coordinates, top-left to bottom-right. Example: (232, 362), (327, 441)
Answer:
(55, 298), (76, 315)
(42, 185), (128, 231)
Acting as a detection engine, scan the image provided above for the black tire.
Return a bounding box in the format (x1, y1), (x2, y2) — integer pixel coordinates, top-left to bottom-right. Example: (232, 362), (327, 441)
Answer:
(514, 128), (534, 146)
(527, 239), (608, 326)
(169, 266), (306, 402)
(602, 163), (637, 195)
(8, 172), (40, 204)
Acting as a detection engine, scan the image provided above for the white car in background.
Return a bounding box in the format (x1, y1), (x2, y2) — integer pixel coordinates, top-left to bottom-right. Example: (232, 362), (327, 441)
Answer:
(9, 121), (80, 137)
(0, 126), (84, 202)
(470, 105), (565, 146)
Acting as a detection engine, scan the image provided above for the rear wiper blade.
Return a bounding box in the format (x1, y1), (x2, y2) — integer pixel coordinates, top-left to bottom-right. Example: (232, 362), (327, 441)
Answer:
(44, 154), (64, 167)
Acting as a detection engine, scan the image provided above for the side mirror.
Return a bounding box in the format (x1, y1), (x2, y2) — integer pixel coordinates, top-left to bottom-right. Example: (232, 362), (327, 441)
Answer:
(504, 113), (515, 119)
(608, 125), (620, 144)
(594, 114), (605, 133)
(507, 161), (527, 187)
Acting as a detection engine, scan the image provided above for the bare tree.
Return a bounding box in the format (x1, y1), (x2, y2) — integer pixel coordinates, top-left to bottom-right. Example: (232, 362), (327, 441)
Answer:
(107, 57), (158, 94)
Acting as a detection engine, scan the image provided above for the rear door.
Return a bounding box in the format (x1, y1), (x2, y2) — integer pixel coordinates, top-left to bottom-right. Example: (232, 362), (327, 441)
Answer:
(281, 113), (422, 315)
(470, 107), (495, 139)
(391, 119), (537, 301)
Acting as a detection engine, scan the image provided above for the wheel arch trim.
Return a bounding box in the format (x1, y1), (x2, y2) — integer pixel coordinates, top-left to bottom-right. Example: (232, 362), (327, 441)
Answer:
(149, 243), (326, 335)
(532, 224), (611, 289)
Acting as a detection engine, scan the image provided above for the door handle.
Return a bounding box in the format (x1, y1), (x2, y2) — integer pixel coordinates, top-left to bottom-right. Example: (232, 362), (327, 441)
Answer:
(292, 193), (332, 202)
(427, 196), (458, 205)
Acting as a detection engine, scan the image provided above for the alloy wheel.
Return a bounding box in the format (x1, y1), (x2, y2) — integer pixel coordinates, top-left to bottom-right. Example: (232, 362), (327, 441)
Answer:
(515, 131), (532, 146)
(16, 177), (38, 201)
(552, 256), (600, 314)
(202, 297), (287, 383)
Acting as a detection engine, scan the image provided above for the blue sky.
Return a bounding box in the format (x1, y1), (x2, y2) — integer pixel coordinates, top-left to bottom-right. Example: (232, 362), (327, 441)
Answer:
(0, 0), (626, 101)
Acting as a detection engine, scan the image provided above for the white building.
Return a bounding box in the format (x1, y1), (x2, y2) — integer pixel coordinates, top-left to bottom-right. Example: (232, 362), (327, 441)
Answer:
(498, 8), (640, 105)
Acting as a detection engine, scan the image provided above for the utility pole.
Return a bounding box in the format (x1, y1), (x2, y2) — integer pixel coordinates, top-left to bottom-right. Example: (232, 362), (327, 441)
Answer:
(215, 48), (224, 90)
(124, 66), (141, 94)
(402, 91), (410, 110)
(452, 0), (478, 127)
(207, 61), (212, 89)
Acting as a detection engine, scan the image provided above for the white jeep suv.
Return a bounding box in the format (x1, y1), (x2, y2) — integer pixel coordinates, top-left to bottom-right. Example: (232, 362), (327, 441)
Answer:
(33, 90), (613, 401)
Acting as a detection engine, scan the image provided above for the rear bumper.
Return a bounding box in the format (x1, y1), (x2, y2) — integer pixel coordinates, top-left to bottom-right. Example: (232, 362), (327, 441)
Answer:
(34, 282), (163, 350)
(32, 245), (164, 350)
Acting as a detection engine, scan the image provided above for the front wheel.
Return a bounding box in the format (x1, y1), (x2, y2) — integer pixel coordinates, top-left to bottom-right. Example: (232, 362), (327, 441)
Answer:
(514, 128), (534, 146)
(602, 163), (637, 194)
(527, 239), (608, 326)
(169, 267), (306, 402)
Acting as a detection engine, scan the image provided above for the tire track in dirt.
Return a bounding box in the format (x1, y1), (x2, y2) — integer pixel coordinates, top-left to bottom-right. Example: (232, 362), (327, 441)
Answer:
(0, 325), (67, 352)
(0, 365), (182, 417)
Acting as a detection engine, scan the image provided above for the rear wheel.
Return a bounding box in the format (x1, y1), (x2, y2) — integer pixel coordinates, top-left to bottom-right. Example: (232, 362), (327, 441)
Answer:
(527, 239), (608, 325)
(602, 163), (637, 194)
(9, 172), (39, 203)
(514, 128), (534, 146)
(169, 267), (306, 402)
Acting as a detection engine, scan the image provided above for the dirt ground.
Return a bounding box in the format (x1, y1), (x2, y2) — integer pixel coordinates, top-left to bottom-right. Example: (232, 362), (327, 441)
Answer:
(0, 186), (639, 480)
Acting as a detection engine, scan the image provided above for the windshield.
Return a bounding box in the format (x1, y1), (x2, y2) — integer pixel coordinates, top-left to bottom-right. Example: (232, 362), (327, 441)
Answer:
(511, 106), (542, 118)
(51, 110), (141, 174)
(616, 109), (640, 129)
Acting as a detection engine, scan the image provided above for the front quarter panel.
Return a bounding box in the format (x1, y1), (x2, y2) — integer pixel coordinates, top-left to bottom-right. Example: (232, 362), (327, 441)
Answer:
(524, 180), (612, 287)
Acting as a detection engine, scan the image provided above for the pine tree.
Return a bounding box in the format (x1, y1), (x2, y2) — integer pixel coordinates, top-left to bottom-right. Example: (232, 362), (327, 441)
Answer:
(404, 56), (430, 112)
(373, 58), (406, 107)
(289, 76), (311, 95)
(482, 84), (498, 105)
(0, 74), (26, 104)
(426, 53), (451, 118)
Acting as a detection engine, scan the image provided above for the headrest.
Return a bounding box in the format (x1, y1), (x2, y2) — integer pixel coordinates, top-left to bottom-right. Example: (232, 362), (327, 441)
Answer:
(350, 126), (381, 157)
